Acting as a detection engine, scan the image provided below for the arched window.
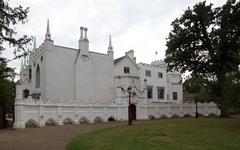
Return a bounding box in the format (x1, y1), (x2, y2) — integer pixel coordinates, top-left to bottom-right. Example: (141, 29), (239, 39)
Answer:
(29, 68), (32, 80)
(36, 64), (40, 88)
(23, 89), (30, 99)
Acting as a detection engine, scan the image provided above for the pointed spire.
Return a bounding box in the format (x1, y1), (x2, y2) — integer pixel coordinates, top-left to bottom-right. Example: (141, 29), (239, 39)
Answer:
(108, 34), (113, 51)
(23, 54), (26, 67)
(45, 19), (52, 41)
(21, 58), (23, 70)
(33, 36), (36, 49)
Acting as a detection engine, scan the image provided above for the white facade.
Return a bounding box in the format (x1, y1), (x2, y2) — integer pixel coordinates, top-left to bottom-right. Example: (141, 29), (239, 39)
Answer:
(14, 21), (220, 129)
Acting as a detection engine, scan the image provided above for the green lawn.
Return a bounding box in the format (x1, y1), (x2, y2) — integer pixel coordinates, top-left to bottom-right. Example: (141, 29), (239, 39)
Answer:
(67, 118), (240, 150)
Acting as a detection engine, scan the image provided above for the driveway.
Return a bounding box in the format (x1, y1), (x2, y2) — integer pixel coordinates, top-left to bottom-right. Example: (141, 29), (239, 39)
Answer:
(0, 122), (125, 150)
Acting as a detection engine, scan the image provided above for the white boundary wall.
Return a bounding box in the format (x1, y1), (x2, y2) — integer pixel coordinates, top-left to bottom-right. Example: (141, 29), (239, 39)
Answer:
(14, 98), (220, 129)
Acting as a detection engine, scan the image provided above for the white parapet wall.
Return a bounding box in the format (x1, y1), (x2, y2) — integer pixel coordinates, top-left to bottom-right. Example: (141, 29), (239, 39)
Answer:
(14, 98), (220, 129)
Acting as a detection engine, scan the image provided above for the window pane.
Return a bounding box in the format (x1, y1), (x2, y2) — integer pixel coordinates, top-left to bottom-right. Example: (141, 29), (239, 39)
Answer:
(157, 87), (164, 99)
(173, 92), (178, 100)
(36, 64), (40, 88)
(146, 70), (151, 77)
(124, 67), (130, 73)
(158, 72), (163, 78)
(147, 86), (153, 99)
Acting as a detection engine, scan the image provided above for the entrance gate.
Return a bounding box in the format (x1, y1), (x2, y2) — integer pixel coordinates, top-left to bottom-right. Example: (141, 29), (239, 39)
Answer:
(129, 104), (136, 120)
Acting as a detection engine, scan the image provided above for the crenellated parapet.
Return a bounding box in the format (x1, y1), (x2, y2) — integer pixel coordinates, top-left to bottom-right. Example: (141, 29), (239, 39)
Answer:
(138, 60), (167, 70)
(15, 98), (114, 107)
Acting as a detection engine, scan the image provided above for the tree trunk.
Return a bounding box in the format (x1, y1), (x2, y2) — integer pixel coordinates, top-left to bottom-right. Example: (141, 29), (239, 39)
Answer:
(216, 72), (230, 118)
(219, 106), (230, 118)
(195, 102), (198, 119)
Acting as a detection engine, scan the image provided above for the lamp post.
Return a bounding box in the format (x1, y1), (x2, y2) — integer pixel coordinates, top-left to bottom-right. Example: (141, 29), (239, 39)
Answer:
(117, 77), (148, 126)
(118, 85), (139, 126)
(127, 86), (133, 125)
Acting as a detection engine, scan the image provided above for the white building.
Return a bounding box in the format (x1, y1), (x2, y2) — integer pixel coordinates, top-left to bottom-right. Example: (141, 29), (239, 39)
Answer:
(14, 21), (220, 128)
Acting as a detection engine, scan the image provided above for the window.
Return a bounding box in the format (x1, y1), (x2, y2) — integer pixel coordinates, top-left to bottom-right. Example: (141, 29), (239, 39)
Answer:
(23, 89), (30, 99)
(146, 70), (151, 77)
(158, 72), (163, 78)
(147, 86), (153, 99)
(41, 56), (43, 62)
(29, 68), (32, 80)
(157, 87), (164, 99)
(124, 67), (130, 73)
(173, 92), (178, 100)
(36, 64), (40, 88)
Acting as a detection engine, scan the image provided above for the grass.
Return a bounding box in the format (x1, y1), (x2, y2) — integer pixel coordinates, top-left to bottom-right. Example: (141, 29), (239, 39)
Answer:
(67, 118), (240, 150)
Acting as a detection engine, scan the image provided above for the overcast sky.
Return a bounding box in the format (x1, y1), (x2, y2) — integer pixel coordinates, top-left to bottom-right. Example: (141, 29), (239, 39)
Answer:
(3, 0), (226, 73)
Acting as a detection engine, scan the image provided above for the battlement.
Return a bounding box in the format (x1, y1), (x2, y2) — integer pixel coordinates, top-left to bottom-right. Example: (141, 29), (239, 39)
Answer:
(138, 60), (166, 69)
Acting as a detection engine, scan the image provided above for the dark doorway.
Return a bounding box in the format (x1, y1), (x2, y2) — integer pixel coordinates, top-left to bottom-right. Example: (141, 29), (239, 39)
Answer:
(129, 104), (136, 120)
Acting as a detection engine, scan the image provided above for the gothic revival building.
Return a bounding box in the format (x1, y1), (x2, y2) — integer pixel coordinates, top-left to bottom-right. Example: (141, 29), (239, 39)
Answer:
(14, 21), (219, 128)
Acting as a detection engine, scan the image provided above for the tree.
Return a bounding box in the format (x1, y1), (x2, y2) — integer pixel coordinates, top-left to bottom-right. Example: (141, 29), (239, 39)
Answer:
(0, 0), (31, 59)
(0, 57), (15, 113)
(0, 0), (31, 127)
(165, 0), (240, 117)
(184, 75), (208, 118)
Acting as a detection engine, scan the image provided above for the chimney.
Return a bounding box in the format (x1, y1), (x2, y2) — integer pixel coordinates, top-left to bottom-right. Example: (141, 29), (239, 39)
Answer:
(80, 27), (84, 40)
(84, 27), (88, 41)
(125, 50), (134, 60)
(79, 27), (89, 51)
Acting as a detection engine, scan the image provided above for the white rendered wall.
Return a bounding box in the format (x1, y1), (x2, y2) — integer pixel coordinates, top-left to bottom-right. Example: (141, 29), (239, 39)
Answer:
(114, 56), (140, 99)
(14, 98), (220, 129)
(138, 63), (176, 103)
(90, 52), (114, 103)
(45, 45), (76, 101)
(29, 42), (48, 100)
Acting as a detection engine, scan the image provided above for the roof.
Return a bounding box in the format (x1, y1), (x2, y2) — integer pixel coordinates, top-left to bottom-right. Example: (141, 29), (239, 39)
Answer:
(114, 55), (140, 69)
(114, 56), (125, 65)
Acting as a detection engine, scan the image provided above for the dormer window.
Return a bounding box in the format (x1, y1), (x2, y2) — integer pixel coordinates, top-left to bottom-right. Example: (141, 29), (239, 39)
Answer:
(124, 67), (130, 73)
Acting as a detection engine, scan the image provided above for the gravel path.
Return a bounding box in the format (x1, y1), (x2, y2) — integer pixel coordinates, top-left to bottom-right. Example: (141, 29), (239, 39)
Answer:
(0, 122), (126, 150)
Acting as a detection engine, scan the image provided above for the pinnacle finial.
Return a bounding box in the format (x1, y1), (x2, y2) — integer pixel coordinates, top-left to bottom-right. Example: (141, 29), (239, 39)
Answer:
(45, 19), (51, 40)
(108, 34), (113, 51)
(33, 36), (36, 49)
(21, 58), (23, 70)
